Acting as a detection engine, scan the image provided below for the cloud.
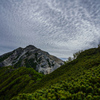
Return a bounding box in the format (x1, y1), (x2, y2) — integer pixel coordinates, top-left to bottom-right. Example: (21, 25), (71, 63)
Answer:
(0, 0), (100, 58)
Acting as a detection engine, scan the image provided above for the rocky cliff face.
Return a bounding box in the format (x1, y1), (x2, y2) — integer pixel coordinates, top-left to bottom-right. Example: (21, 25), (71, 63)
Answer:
(0, 45), (64, 74)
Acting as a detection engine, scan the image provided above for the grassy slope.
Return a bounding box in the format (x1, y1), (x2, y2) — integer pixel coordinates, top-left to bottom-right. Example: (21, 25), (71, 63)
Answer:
(12, 47), (100, 100)
(0, 66), (44, 100)
(20, 47), (100, 92)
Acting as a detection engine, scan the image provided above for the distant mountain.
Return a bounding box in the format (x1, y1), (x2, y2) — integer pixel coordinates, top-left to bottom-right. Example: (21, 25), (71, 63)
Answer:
(0, 45), (64, 74)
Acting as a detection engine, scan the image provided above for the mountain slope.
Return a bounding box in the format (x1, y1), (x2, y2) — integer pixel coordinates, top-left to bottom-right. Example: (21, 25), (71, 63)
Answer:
(12, 47), (100, 100)
(0, 66), (44, 100)
(0, 45), (64, 74)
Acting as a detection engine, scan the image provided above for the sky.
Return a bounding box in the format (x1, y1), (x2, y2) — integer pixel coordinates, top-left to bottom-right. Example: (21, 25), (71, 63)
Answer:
(0, 0), (100, 59)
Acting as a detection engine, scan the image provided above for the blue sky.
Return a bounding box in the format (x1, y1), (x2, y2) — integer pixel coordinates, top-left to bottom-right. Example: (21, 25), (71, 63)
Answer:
(0, 0), (100, 59)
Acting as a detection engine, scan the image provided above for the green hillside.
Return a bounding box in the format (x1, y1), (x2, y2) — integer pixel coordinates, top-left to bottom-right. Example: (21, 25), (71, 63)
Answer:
(11, 47), (100, 100)
(0, 66), (44, 100)
(1, 47), (100, 100)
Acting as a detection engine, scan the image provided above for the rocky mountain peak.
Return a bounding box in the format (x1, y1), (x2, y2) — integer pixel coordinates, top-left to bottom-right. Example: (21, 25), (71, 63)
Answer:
(24, 45), (37, 50)
(0, 45), (64, 74)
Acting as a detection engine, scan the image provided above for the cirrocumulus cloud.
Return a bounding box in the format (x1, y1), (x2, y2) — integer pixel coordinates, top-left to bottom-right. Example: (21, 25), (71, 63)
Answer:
(0, 0), (100, 59)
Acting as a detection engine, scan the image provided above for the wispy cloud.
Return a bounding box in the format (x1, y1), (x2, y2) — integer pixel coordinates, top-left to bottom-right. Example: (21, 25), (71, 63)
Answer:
(0, 0), (100, 58)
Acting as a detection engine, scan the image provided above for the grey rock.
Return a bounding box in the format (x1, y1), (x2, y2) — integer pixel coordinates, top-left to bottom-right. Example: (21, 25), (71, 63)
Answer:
(0, 45), (64, 74)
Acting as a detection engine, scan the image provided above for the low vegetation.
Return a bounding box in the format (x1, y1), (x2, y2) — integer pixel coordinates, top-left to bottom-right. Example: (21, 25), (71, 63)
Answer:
(0, 66), (44, 100)
(1, 47), (100, 100)
(11, 47), (100, 100)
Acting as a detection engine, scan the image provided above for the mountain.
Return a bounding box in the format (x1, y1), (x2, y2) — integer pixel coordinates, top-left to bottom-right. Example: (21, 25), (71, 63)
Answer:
(0, 45), (63, 100)
(0, 45), (64, 74)
(11, 47), (100, 100)
(1, 46), (100, 100)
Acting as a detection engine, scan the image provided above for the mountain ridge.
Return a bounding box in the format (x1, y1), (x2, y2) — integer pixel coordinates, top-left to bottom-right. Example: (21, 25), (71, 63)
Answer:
(0, 45), (64, 74)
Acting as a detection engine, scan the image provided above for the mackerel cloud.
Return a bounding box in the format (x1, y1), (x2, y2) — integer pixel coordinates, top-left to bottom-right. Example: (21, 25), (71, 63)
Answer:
(0, 0), (100, 58)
